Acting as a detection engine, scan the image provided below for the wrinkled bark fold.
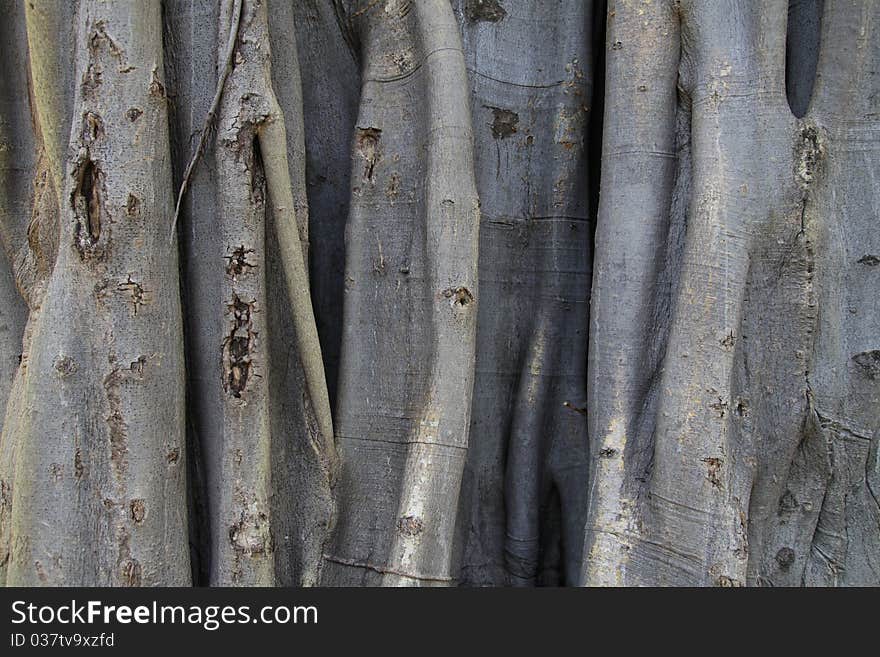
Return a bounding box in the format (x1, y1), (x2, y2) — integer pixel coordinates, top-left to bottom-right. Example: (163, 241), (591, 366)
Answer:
(0, 0), (876, 588)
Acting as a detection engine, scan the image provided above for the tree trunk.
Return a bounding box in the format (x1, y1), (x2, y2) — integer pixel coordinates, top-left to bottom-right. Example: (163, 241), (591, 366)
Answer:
(0, 0), (876, 587)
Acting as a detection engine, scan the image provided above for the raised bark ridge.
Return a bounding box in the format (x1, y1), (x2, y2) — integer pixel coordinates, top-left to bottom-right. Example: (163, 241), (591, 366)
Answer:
(0, 0), (875, 587)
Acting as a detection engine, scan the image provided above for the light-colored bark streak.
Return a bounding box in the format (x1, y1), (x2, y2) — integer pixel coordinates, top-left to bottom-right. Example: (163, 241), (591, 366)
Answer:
(258, 116), (338, 486)
(23, 0), (67, 206)
(382, 0), (479, 586)
(583, 0), (681, 587)
(324, 0), (479, 586)
(0, 0), (49, 586)
(3, 0), (189, 585)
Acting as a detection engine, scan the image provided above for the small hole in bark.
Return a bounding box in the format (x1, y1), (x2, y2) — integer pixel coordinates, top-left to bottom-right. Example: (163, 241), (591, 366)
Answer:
(775, 547), (796, 569)
(857, 254), (880, 266)
(486, 106), (518, 139)
(701, 457), (724, 489)
(73, 159), (102, 247)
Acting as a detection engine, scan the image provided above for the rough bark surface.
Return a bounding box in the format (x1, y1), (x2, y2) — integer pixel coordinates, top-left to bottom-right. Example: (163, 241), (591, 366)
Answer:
(0, 0), (876, 587)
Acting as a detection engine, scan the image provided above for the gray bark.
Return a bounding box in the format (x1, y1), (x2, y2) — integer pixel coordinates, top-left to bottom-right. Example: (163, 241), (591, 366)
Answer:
(583, 0), (879, 586)
(321, 0), (480, 586)
(0, 0), (876, 587)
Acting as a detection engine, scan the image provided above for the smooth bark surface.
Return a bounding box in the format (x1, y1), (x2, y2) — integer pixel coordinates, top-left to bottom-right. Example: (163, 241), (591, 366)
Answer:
(0, 0), (876, 587)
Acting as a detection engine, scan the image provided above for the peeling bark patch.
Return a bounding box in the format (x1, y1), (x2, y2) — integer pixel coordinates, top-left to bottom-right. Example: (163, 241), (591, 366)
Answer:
(229, 507), (272, 555)
(701, 457), (723, 489)
(116, 275), (147, 316)
(852, 350), (880, 378)
(129, 356), (148, 377)
(116, 526), (142, 585)
(83, 112), (105, 142)
(356, 127), (382, 182)
(387, 50), (414, 74)
(225, 245), (256, 278)
(125, 107), (143, 122)
(487, 107), (518, 139)
(50, 463), (63, 482)
(796, 125), (823, 184)
(120, 558), (142, 586)
(165, 447), (180, 464)
(149, 66), (165, 97)
(709, 397), (728, 418)
(74, 449), (84, 479)
(125, 193), (141, 217)
(857, 254), (880, 266)
(80, 20), (128, 92)
(385, 173), (400, 201)
(223, 295), (256, 398)
(103, 367), (128, 478)
(720, 331), (736, 349)
(130, 499), (146, 524)
(398, 515), (423, 537)
(53, 355), (77, 378)
(0, 479), (9, 520)
(442, 286), (474, 308)
(465, 0), (507, 22)
(599, 447), (617, 457)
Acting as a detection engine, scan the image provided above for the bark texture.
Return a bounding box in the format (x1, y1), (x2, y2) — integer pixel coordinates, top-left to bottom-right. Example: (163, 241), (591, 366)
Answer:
(0, 0), (876, 587)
